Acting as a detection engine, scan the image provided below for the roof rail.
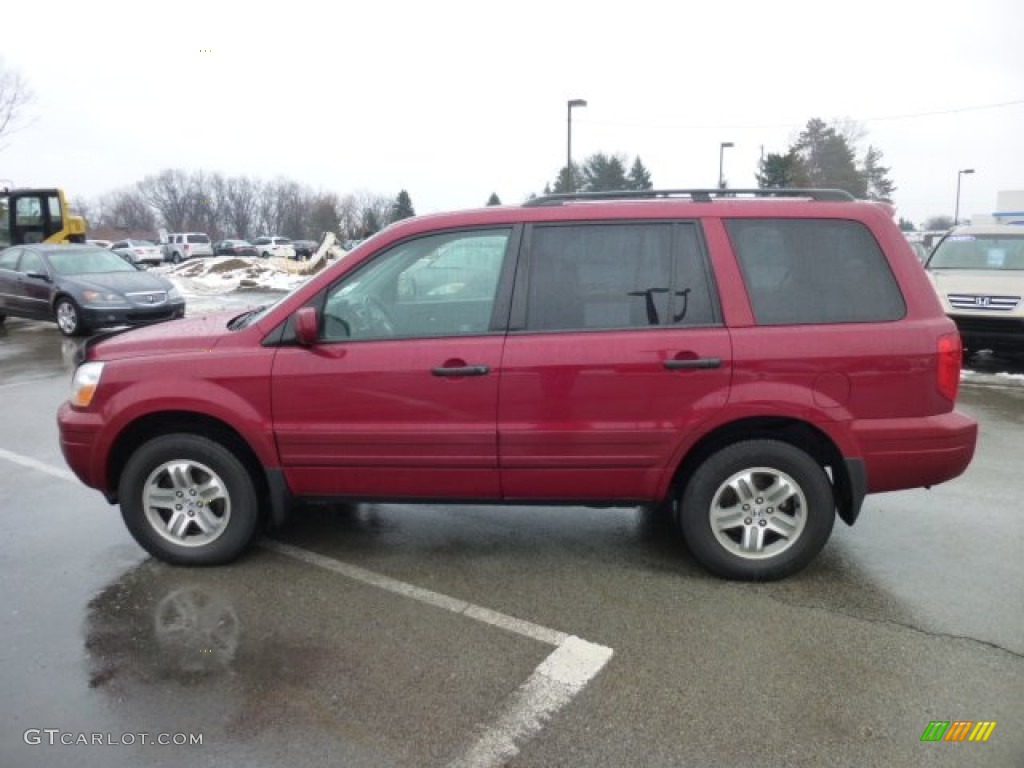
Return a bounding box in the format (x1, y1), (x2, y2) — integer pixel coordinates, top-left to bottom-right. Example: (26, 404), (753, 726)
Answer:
(523, 188), (856, 207)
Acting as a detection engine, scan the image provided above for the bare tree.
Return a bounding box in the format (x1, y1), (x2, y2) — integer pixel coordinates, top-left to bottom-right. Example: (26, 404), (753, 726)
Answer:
(309, 193), (340, 239)
(100, 188), (157, 232)
(216, 175), (260, 239)
(0, 58), (33, 149)
(138, 169), (195, 232)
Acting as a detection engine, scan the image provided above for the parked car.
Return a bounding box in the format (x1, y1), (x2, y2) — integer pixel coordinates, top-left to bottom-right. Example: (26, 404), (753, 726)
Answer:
(213, 239), (258, 257)
(0, 244), (185, 336)
(291, 239), (318, 260)
(111, 239), (164, 267)
(251, 236), (296, 259)
(925, 224), (1024, 357)
(57, 189), (977, 580)
(86, 239), (113, 249)
(163, 233), (213, 264)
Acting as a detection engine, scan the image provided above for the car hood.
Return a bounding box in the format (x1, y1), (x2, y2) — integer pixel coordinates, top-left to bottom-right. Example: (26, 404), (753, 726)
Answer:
(87, 310), (238, 362)
(62, 271), (173, 293)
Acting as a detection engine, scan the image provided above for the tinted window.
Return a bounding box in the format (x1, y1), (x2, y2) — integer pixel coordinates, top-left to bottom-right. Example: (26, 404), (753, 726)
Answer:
(48, 249), (138, 275)
(928, 233), (1024, 270)
(727, 218), (905, 325)
(187, 234), (210, 244)
(19, 251), (46, 274)
(0, 248), (21, 269)
(525, 222), (717, 331)
(322, 229), (510, 341)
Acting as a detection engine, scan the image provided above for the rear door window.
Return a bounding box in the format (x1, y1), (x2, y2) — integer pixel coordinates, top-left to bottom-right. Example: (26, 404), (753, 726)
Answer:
(524, 221), (718, 331)
(727, 218), (905, 324)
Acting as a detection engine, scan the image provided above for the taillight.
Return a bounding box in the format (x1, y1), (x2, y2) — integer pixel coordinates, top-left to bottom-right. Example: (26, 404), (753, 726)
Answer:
(937, 333), (961, 401)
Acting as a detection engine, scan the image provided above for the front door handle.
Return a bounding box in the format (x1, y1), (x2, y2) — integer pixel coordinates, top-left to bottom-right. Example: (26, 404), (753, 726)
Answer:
(432, 364), (491, 377)
(663, 357), (722, 370)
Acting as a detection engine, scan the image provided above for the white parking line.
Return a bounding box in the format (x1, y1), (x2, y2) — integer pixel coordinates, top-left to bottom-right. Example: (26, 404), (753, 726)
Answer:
(0, 448), (615, 767)
(0, 447), (77, 482)
(265, 541), (614, 768)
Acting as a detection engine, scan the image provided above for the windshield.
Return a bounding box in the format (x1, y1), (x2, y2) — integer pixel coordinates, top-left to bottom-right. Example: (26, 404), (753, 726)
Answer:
(48, 248), (139, 275)
(928, 234), (1024, 270)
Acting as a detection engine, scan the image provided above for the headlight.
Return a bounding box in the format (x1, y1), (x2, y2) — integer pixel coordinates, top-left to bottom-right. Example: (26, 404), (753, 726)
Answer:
(81, 289), (127, 305)
(71, 361), (104, 408)
(167, 286), (182, 301)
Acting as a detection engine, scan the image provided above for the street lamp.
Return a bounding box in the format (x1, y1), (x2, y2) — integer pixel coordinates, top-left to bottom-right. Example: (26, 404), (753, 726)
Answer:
(567, 99), (587, 193)
(954, 168), (975, 225)
(718, 142), (734, 189)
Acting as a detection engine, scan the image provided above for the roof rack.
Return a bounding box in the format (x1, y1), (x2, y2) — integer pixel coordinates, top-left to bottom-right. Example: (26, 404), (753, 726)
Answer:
(523, 188), (856, 207)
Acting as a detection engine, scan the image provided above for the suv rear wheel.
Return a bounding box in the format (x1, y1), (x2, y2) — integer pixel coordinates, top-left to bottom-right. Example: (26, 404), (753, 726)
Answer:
(677, 440), (835, 581)
(118, 434), (261, 565)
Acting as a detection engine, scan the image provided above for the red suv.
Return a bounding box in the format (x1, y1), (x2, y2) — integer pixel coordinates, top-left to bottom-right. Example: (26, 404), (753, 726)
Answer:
(57, 189), (977, 580)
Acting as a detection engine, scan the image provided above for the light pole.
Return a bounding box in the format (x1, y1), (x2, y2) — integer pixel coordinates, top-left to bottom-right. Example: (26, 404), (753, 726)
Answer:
(718, 142), (734, 189)
(567, 99), (587, 193)
(954, 168), (974, 225)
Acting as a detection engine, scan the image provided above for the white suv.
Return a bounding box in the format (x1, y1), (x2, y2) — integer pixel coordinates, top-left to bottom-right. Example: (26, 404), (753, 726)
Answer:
(251, 236), (296, 259)
(163, 233), (213, 264)
(925, 224), (1024, 358)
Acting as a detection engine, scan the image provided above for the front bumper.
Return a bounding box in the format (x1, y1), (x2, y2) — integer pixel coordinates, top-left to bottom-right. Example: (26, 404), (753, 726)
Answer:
(80, 301), (186, 329)
(57, 402), (108, 494)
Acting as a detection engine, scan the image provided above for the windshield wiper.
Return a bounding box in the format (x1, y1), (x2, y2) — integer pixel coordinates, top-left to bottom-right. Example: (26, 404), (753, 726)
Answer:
(228, 305), (267, 330)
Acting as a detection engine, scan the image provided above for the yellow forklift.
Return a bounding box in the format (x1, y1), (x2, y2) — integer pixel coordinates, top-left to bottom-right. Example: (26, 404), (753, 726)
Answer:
(0, 186), (87, 248)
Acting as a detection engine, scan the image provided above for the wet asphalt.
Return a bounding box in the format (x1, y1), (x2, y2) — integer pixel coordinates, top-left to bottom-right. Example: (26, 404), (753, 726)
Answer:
(0, 307), (1021, 768)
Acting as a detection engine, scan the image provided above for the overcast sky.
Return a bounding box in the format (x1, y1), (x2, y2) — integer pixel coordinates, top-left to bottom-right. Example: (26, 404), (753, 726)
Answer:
(2, 0), (1022, 227)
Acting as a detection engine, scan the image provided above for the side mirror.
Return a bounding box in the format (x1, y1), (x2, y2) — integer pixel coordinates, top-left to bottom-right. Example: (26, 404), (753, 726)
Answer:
(294, 306), (319, 346)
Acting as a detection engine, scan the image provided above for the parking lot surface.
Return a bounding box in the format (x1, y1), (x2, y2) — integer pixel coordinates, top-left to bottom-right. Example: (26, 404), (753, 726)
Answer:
(1, 313), (1021, 767)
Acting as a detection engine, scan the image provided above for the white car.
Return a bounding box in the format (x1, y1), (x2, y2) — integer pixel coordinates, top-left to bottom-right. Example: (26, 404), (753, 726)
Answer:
(925, 224), (1024, 358)
(111, 238), (164, 267)
(251, 236), (296, 259)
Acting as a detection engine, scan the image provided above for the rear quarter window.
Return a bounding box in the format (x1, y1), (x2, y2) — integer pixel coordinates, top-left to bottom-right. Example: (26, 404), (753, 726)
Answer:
(187, 234), (210, 244)
(726, 218), (905, 325)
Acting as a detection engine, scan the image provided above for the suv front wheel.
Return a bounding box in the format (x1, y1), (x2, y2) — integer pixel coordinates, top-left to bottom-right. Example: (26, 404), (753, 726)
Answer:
(118, 434), (261, 565)
(677, 440), (835, 581)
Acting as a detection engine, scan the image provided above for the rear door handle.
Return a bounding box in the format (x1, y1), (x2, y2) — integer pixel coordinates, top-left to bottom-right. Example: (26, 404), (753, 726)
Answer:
(663, 357), (722, 370)
(432, 364), (491, 377)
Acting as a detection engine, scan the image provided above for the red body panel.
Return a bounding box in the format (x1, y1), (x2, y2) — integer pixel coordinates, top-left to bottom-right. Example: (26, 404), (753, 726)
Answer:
(56, 197), (978, 511)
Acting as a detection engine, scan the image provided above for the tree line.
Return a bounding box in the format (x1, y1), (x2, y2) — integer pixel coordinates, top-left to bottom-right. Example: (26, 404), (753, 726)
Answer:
(76, 169), (420, 242)
(70, 117), (933, 239)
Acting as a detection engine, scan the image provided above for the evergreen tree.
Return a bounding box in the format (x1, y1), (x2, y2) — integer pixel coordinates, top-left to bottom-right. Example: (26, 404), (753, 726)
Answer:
(486, 192), (501, 206)
(898, 217), (916, 232)
(391, 189), (415, 222)
(551, 164), (584, 194)
(862, 146), (896, 202)
(756, 152), (800, 188)
(789, 118), (867, 198)
(627, 157), (653, 190)
(581, 152), (629, 192)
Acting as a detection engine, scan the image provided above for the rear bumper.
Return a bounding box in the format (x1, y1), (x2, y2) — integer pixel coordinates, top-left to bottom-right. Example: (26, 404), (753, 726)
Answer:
(851, 410), (978, 493)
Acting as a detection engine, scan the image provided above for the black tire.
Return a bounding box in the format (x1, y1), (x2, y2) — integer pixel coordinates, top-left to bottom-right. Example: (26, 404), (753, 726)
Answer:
(118, 434), (261, 566)
(0, 312), (6, 324)
(54, 297), (89, 337)
(172, 252), (183, 264)
(677, 440), (835, 581)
